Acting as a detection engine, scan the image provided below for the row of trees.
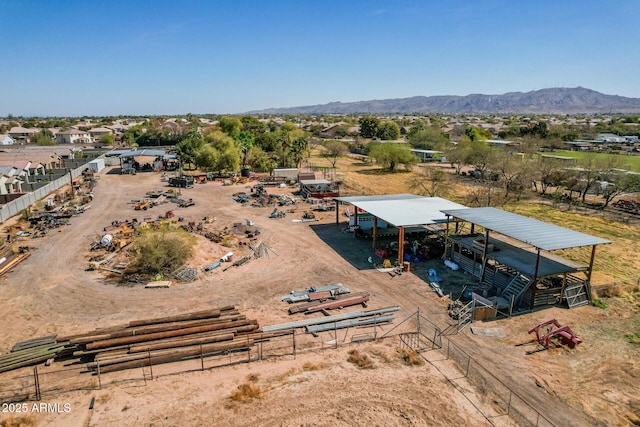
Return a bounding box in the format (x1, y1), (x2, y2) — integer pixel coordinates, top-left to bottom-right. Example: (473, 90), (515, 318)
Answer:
(174, 116), (310, 173)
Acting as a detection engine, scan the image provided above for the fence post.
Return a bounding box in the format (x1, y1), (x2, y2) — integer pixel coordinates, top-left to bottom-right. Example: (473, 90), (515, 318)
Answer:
(507, 390), (512, 415)
(466, 356), (471, 377)
(334, 322), (338, 349)
(97, 360), (102, 390)
(148, 350), (153, 380)
(200, 343), (204, 371)
(446, 339), (450, 359)
(33, 366), (41, 401)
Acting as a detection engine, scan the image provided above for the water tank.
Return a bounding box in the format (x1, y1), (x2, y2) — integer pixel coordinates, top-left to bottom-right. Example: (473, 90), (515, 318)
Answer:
(100, 234), (113, 247)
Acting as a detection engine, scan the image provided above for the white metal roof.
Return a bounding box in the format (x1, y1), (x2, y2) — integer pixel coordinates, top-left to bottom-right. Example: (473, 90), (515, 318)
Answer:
(336, 195), (468, 227)
(441, 207), (611, 251)
(300, 179), (330, 185)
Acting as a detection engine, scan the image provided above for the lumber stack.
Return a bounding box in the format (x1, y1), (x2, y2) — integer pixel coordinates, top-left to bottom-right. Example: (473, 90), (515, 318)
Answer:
(0, 252), (31, 276)
(288, 292), (370, 315)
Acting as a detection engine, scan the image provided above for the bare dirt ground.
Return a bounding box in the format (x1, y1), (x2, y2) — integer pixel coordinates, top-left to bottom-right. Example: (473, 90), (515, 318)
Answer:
(0, 165), (638, 427)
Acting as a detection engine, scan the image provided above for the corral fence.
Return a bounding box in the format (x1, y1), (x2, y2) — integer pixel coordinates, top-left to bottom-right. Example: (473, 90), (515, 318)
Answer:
(0, 312), (553, 427)
(385, 310), (555, 427)
(0, 322), (402, 404)
(0, 161), (94, 223)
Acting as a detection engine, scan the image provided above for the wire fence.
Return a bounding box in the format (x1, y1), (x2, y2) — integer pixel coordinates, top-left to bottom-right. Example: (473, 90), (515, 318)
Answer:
(437, 337), (554, 427)
(0, 313), (555, 427)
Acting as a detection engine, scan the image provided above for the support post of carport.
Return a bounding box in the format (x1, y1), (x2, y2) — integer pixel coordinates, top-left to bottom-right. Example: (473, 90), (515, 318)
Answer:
(480, 229), (490, 282)
(398, 226), (405, 266)
(585, 245), (597, 299)
(444, 216), (450, 259)
(533, 249), (541, 285)
(372, 217), (378, 249)
(335, 200), (340, 225)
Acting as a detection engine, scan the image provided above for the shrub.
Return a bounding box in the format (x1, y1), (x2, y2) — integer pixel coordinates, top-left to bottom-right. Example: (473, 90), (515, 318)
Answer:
(592, 299), (607, 309)
(624, 332), (640, 346)
(229, 382), (263, 402)
(399, 348), (424, 366)
(1, 416), (37, 427)
(347, 349), (374, 369)
(130, 226), (195, 275)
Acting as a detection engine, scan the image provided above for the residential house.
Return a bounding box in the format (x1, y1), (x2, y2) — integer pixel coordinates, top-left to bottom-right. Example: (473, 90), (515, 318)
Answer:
(0, 160), (44, 182)
(9, 127), (39, 142)
(55, 128), (92, 144)
(0, 134), (16, 145)
(89, 127), (114, 141)
(597, 133), (626, 143)
(0, 175), (23, 194)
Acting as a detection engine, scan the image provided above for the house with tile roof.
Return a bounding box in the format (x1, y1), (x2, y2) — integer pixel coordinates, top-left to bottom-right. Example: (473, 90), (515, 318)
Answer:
(55, 128), (92, 144)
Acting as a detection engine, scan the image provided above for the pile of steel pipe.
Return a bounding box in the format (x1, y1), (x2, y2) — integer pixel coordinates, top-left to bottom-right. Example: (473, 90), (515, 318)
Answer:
(263, 306), (401, 332)
(0, 342), (68, 374)
(288, 292), (370, 315)
(305, 314), (396, 334)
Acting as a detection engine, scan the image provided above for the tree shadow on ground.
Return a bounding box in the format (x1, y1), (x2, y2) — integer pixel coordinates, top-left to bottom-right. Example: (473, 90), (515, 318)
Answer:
(355, 169), (411, 176)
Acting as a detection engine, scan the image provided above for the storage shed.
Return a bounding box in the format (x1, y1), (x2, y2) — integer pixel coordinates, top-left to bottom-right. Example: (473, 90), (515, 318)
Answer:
(87, 158), (105, 173)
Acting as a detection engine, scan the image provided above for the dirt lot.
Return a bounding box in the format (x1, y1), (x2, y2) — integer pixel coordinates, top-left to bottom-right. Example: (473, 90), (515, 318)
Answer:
(0, 166), (638, 427)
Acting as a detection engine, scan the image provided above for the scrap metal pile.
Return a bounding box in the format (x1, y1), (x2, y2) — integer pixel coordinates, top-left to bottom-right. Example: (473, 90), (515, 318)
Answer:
(233, 184), (298, 208)
(281, 283), (371, 315)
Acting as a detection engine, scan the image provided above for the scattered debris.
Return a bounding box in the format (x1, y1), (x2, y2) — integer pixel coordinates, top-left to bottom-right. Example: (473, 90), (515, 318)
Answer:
(281, 283), (350, 303)
(172, 266), (198, 282)
(145, 281), (173, 288)
(528, 319), (582, 350)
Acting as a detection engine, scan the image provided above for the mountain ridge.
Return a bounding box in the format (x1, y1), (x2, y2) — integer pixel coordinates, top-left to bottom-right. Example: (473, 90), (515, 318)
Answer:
(248, 87), (640, 115)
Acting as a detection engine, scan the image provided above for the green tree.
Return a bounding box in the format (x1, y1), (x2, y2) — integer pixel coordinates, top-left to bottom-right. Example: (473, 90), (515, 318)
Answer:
(368, 143), (418, 171)
(464, 126), (491, 142)
(376, 121), (401, 140)
(175, 131), (205, 168)
(276, 129), (292, 167)
(100, 133), (114, 146)
(219, 116), (242, 135)
(407, 127), (448, 150)
(359, 116), (380, 138)
(289, 136), (309, 168)
(233, 130), (255, 168)
(216, 147), (241, 172)
(241, 116), (267, 136)
(32, 129), (55, 146)
(194, 144), (219, 170)
(246, 146), (276, 172)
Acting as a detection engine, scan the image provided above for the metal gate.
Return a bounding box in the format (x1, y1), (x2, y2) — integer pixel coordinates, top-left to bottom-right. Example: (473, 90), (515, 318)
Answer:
(564, 284), (590, 308)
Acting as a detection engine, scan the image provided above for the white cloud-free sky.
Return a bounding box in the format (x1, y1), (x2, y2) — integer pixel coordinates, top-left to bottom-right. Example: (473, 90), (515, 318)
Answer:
(2, 0), (639, 116)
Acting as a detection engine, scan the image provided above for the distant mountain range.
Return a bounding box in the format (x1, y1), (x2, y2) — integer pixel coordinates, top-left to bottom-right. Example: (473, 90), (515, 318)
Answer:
(249, 87), (640, 115)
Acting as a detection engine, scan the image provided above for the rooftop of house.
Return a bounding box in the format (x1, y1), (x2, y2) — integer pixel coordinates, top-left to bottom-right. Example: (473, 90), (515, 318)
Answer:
(57, 128), (90, 135)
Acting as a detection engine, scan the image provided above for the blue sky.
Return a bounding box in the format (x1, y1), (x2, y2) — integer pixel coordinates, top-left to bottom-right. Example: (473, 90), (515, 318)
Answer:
(1, 0), (639, 116)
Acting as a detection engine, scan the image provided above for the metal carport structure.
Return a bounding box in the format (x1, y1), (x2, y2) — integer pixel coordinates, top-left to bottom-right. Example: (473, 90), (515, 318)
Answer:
(334, 194), (468, 265)
(440, 207), (611, 308)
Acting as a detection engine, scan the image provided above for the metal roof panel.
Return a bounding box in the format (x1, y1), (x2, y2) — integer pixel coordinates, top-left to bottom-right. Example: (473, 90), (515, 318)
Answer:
(441, 207), (611, 250)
